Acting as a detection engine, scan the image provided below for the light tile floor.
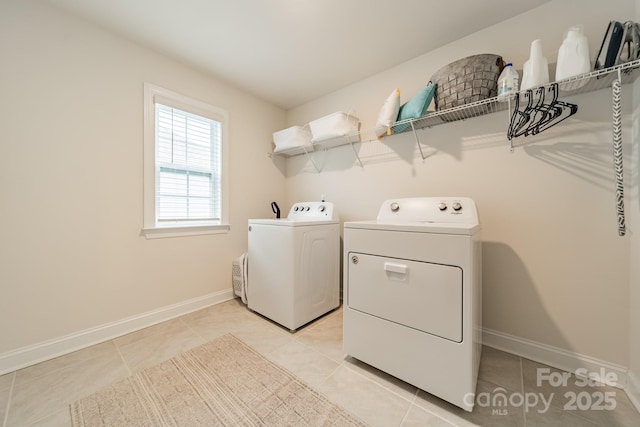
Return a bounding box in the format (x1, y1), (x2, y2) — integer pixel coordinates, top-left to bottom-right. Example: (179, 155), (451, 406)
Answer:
(2, 299), (639, 426)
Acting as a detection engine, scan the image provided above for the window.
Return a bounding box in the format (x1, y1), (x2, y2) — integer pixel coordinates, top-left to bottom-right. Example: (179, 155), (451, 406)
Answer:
(156, 104), (220, 222)
(143, 84), (229, 238)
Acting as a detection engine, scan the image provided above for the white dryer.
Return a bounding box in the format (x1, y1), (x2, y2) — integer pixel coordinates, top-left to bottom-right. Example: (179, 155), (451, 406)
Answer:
(343, 197), (481, 411)
(248, 202), (340, 331)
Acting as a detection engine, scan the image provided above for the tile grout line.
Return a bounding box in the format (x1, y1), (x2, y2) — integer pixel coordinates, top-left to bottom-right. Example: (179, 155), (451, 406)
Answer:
(316, 359), (374, 424)
(519, 356), (527, 427)
(291, 309), (339, 338)
(405, 388), (458, 427)
(398, 405), (411, 426)
(336, 358), (456, 427)
(112, 340), (132, 377)
(2, 372), (16, 427)
(338, 357), (417, 405)
(268, 334), (337, 367)
(398, 388), (420, 427)
(317, 358), (344, 390)
(177, 316), (209, 345)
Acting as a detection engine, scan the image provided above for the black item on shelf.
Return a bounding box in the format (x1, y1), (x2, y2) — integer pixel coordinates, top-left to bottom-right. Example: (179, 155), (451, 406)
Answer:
(615, 21), (640, 65)
(595, 21), (624, 70)
(595, 21), (640, 71)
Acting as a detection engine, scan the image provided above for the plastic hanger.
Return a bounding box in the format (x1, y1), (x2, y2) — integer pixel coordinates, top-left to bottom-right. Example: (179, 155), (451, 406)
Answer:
(507, 83), (578, 139)
(525, 85), (561, 135)
(520, 87), (548, 137)
(508, 89), (534, 140)
(511, 87), (545, 139)
(531, 84), (578, 134)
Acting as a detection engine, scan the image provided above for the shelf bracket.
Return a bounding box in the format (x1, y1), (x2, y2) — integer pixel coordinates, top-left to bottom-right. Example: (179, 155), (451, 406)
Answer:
(349, 141), (364, 168)
(302, 147), (322, 173)
(507, 97), (514, 152)
(410, 121), (427, 160)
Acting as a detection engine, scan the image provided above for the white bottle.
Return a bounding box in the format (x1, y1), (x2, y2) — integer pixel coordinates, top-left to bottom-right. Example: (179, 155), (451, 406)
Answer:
(497, 63), (519, 101)
(556, 25), (590, 89)
(521, 39), (550, 91)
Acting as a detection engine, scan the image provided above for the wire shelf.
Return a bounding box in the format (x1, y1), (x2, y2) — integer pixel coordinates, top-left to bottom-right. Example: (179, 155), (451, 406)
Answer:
(273, 145), (313, 157)
(275, 60), (640, 158)
(403, 59), (640, 133)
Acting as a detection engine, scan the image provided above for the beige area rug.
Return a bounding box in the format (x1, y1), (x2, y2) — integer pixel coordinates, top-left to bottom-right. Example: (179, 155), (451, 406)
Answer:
(70, 334), (365, 426)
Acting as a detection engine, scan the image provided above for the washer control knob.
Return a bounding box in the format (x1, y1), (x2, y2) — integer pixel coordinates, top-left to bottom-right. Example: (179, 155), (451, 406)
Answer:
(390, 202), (400, 212)
(305, 206), (310, 211)
(318, 205), (326, 212)
(294, 206), (299, 211)
(438, 202), (447, 211)
(452, 202), (462, 211)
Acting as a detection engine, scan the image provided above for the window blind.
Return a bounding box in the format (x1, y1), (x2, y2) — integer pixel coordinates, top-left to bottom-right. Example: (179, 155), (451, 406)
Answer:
(155, 103), (222, 224)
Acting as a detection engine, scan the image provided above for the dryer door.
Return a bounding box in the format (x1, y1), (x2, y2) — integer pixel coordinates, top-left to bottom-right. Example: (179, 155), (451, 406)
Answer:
(347, 253), (462, 342)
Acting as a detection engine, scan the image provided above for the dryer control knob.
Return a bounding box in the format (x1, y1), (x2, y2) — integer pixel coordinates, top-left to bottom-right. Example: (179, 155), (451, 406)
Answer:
(305, 206), (310, 211)
(318, 205), (326, 212)
(390, 202), (400, 212)
(438, 202), (447, 211)
(452, 202), (462, 211)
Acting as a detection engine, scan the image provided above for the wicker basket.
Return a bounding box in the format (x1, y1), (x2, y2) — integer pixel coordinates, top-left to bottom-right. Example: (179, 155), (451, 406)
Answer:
(431, 54), (504, 112)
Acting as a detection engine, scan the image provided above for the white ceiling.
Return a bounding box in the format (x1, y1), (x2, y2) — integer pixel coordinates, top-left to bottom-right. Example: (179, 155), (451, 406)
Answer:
(46, 0), (551, 110)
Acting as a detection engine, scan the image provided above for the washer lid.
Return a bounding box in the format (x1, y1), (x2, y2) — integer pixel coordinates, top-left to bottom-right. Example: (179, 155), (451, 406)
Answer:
(248, 218), (339, 226)
(249, 201), (339, 226)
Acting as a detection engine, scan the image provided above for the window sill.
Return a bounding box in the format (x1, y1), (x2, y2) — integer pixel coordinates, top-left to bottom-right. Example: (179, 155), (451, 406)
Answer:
(142, 223), (231, 239)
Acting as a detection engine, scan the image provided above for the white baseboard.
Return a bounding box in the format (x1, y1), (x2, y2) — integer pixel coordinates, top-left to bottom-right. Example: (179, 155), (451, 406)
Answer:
(627, 370), (640, 413)
(482, 328), (629, 389)
(0, 289), (235, 375)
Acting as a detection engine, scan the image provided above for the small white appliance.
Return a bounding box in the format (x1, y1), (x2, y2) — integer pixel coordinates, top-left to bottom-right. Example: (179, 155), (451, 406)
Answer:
(248, 202), (340, 331)
(232, 252), (248, 304)
(343, 197), (482, 411)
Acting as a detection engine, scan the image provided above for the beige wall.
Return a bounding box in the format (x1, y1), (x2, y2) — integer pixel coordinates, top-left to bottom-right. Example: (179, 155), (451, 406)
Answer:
(0, 0), (286, 356)
(629, 0), (640, 403)
(285, 0), (634, 366)
(1, 0), (638, 382)
(630, 68), (640, 404)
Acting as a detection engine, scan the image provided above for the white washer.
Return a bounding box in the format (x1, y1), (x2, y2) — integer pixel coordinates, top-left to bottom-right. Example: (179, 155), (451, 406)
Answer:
(248, 202), (340, 331)
(343, 197), (482, 411)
